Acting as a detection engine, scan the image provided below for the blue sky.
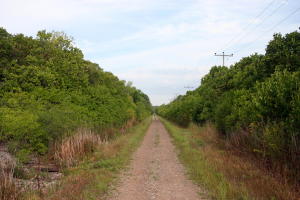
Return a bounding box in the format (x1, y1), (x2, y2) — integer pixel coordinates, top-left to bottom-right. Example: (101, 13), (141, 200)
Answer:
(1, 0), (299, 105)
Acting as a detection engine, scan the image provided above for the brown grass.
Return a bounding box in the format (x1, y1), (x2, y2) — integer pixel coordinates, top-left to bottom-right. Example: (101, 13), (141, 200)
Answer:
(120, 118), (136, 135)
(0, 169), (22, 200)
(54, 128), (103, 167)
(44, 140), (126, 200)
(44, 171), (95, 200)
(38, 118), (151, 200)
(190, 123), (300, 200)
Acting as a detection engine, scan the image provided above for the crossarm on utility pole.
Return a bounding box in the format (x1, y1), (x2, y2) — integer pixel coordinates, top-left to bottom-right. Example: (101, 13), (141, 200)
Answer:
(214, 52), (233, 66)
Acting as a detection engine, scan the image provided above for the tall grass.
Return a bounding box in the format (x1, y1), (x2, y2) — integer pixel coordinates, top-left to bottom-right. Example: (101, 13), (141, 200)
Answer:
(161, 118), (299, 200)
(54, 128), (102, 167)
(0, 168), (22, 200)
(160, 118), (244, 200)
(40, 118), (151, 200)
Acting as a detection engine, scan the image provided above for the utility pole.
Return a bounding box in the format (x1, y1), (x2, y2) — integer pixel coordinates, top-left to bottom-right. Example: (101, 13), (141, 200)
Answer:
(214, 52), (233, 66)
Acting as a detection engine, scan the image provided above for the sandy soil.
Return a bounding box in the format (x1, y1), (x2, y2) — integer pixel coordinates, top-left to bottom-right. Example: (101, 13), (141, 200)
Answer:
(108, 119), (207, 200)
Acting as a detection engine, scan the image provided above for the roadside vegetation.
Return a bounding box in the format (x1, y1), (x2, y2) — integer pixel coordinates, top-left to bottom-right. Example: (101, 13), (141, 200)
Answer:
(0, 27), (152, 158)
(161, 118), (298, 200)
(158, 30), (300, 199)
(0, 28), (152, 199)
(27, 117), (151, 200)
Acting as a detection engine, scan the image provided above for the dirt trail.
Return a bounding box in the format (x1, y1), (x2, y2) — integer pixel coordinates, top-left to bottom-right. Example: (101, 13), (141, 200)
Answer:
(108, 119), (207, 200)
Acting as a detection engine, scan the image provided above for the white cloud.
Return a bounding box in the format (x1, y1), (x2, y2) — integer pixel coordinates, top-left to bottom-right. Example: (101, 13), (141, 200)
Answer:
(97, 37), (225, 104)
(1, 0), (299, 105)
(0, 0), (180, 34)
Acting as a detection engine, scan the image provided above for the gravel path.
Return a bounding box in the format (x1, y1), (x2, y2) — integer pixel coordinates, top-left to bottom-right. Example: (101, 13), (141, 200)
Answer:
(108, 119), (207, 200)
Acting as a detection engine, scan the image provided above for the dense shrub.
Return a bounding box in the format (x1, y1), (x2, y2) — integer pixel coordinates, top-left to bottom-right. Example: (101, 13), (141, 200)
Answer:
(0, 28), (152, 158)
(157, 30), (300, 177)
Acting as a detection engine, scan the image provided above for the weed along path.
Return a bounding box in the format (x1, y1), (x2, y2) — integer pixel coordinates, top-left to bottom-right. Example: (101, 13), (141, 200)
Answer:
(108, 119), (206, 200)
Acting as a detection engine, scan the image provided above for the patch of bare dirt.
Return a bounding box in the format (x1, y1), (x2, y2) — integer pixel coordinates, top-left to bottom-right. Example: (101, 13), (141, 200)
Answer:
(108, 119), (208, 200)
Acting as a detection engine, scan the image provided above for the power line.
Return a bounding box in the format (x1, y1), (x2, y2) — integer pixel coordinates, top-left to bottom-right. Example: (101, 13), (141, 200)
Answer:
(234, 6), (300, 55)
(221, 0), (278, 51)
(226, 0), (288, 52)
(263, 7), (300, 34)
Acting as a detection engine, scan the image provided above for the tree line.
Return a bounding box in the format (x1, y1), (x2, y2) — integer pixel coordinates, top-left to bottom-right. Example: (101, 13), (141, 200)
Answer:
(0, 28), (152, 160)
(157, 30), (300, 180)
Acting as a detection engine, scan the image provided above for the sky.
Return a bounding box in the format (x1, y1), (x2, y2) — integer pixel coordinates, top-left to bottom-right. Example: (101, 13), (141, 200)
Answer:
(1, 0), (299, 105)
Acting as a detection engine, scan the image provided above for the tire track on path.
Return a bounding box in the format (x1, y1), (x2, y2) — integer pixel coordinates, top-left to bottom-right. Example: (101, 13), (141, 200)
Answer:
(108, 119), (207, 200)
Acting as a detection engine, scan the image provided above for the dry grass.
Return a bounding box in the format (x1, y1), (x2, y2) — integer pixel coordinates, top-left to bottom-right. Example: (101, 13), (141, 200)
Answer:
(189, 123), (300, 200)
(54, 128), (103, 167)
(161, 118), (300, 199)
(44, 141), (124, 200)
(45, 171), (95, 200)
(120, 118), (136, 135)
(0, 169), (22, 200)
(99, 138), (124, 159)
(30, 118), (152, 200)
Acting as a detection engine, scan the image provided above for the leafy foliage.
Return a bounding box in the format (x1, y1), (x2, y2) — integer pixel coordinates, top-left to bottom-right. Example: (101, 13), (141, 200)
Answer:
(0, 28), (152, 157)
(157, 30), (300, 177)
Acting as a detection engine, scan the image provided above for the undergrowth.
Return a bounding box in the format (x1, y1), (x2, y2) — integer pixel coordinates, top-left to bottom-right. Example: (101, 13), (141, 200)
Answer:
(0, 172), (22, 200)
(54, 128), (102, 167)
(27, 117), (152, 200)
(160, 118), (247, 200)
(161, 118), (299, 200)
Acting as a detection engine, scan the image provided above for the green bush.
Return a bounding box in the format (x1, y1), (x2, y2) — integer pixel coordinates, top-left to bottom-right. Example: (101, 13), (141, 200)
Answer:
(157, 30), (300, 176)
(0, 28), (152, 157)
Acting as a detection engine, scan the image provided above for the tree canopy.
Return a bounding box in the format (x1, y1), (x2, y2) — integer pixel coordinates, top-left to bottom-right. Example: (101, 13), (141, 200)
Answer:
(0, 28), (152, 157)
(157, 30), (300, 176)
